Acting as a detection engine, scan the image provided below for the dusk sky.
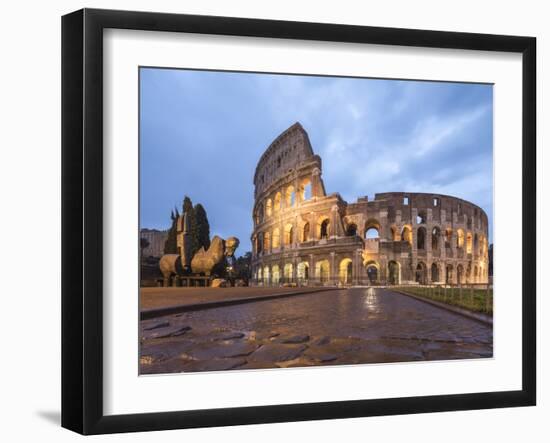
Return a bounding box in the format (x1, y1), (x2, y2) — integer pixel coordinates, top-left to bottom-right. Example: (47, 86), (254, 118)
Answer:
(140, 68), (493, 255)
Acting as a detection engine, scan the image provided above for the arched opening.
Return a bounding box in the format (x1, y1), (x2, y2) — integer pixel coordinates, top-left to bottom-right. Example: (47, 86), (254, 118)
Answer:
(319, 218), (330, 239)
(299, 178), (312, 201)
(263, 232), (270, 252)
(346, 223), (358, 236)
(364, 219), (381, 239)
(431, 227), (440, 250)
(297, 261), (309, 282)
(431, 263), (440, 283)
(415, 262), (427, 284)
(365, 261), (379, 285)
(446, 264), (453, 285)
(271, 265), (280, 285)
(365, 227), (379, 239)
(457, 229), (465, 249)
(265, 198), (272, 217)
(283, 263), (293, 282)
(417, 227), (427, 250)
(466, 232), (473, 254)
(285, 185), (296, 207)
(315, 260), (330, 283)
(474, 233), (479, 254)
(274, 192), (282, 214)
(388, 261), (400, 285)
(445, 228), (453, 248)
(263, 265), (270, 285)
(401, 225), (413, 245)
(416, 211), (427, 224)
(302, 222), (310, 242)
(257, 232), (263, 254)
(257, 266), (262, 283)
(466, 263), (472, 283)
(272, 227), (280, 248)
(339, 258), (353, 284)
(457, 264), (464, 285)
(256, 203), (264, 224)
(283, 223), (294, 246)
(474, 265), (478, 283)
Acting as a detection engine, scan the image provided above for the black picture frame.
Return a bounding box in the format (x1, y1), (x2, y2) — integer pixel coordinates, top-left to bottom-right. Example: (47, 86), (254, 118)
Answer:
(62, 8), (536, 435)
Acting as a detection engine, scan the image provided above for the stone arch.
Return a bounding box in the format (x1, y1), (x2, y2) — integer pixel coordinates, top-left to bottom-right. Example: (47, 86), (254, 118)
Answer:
(417, 227), (427, 250)
(466, 232), (473, 254)
(457, 229), (465, 249)
(401, 225), (413, 245)
(390, 225), (400, 241)
(318, 217), (330, 239)
(339, 258), (353, 284)
(446, 264), (453, 284)
(474, 265), (479, 283)
(364, 219), (381, 239)
(263, 231), (270, 252)
(285, 185), (296, 207)
(271, 265), (280, 284)
(256, 203), (264, 224)
(256, 232), (263, 254)
(445, 227), (453, 246)
(388, 260), (401, 285)
(457, 264), (465, 284)
(283, 223), (294, 246)
(272, 227), (280, 248)
(302, 222), (310, 242)
(474, 233), (479, 254)
(365, 260), (379, 285)
(263, 265), (270, 285)
(415, 261), (427, 284)
(265, 198), (272, 217)
(432, 226), (441, 250)
(346, 223), (358, 236)
(299, 178), (312, 201)
(283, 263), (293, 281)
(416, 210), (427, 224)
(431, 262), (440, 283)
(315, 259), (330, 283)
(274, 192), (282, 214)
(297, 261), (309, 281)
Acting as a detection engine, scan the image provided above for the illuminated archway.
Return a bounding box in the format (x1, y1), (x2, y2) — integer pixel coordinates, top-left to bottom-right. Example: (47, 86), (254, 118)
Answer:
(401, 225), (413, 245)
(283, 263), (293, 281)
(388, 260), (400, 285)
(297, 261), (309, 281)
(272, 227), (280, 248)
(339, 258), (353, 284)
(271, 265), (280, 285)
(315, 259), (330, 283)
(365, 260), (379, 285)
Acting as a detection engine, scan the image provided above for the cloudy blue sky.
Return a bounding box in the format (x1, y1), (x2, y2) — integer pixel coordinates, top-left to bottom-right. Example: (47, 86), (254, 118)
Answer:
(140, 68), (493, 254)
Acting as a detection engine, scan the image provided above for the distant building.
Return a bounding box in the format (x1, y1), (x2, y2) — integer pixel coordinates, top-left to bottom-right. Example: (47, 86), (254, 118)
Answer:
(140, 228), (168, 258)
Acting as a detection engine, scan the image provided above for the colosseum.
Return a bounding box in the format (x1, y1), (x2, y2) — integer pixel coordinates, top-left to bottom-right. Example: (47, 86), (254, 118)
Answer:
(251, 122), (490, 286)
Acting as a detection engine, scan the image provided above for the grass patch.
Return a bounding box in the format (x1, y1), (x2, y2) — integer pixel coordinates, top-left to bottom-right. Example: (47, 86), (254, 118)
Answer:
(397, 286), (493, 315)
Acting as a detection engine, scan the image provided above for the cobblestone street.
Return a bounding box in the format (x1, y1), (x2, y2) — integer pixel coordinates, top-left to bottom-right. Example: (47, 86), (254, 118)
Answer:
(140, 288), (493, 374)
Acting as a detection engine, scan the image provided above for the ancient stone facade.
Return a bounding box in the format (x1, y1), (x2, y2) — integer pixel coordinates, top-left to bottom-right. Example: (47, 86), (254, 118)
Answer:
(251, 123), (490, 286)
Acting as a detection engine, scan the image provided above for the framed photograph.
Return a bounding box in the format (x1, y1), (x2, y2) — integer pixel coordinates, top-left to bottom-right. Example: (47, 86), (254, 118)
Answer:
(62, 8), (536, 434)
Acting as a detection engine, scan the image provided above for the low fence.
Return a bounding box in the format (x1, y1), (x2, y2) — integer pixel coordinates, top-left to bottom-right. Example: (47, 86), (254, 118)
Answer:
(398, 284), (493, 315)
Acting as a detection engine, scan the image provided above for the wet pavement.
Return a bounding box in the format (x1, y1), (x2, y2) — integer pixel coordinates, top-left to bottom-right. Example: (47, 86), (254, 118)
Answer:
(139, 288), (493, 374)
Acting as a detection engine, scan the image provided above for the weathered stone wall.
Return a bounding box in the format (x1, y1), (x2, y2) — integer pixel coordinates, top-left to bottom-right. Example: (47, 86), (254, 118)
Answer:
(251, 123), (490, 286)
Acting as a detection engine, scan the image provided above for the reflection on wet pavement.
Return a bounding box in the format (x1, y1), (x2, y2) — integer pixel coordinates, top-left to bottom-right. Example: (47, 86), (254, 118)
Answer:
(140, 288), (493, 374)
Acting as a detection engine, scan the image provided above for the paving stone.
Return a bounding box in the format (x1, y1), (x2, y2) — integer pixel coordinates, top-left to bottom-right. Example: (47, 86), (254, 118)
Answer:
(142, 325), (192, 340)
(183, 358), (247, 372)
(248, 344), (307, 362)
(273, 334), (310, 344)
(182, 341), (260, 360)
(143, 320), (170, 331)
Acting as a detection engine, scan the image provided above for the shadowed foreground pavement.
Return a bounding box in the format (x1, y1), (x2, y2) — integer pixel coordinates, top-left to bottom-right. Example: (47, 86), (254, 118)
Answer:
(140, 288), (493, 374)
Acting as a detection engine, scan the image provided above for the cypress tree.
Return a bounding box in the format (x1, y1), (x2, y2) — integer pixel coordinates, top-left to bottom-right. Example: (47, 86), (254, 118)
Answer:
(182, 196), (199, 257)
(163, 208), (179, 254)
(194, 203), (211, 251)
